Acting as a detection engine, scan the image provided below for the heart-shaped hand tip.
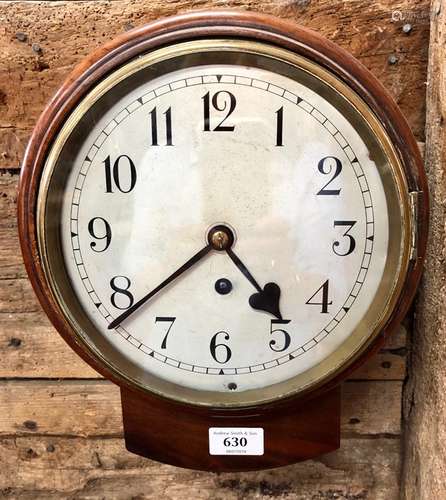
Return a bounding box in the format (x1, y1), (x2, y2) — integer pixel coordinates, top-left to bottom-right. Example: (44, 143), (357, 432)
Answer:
(249, 282), (282, 319)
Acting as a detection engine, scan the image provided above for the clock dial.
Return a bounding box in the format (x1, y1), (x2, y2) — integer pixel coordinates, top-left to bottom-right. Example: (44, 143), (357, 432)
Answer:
(38, 41), (409, 406)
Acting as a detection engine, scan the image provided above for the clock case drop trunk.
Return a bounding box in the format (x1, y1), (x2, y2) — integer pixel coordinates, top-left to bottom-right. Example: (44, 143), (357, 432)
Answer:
(121, 385), (340, 471)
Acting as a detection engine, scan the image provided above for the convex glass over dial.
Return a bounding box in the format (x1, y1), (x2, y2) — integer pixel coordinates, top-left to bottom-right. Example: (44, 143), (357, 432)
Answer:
(38, 40), (410, 406)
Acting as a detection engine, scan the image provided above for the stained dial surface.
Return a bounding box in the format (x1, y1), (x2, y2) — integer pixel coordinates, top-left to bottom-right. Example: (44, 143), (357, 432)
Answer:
(56, 59), (390, 397)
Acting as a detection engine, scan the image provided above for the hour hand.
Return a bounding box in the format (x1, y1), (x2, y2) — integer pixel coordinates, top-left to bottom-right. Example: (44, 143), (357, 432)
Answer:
(249, 282), (282, 320)
(225, 247), (282, 320)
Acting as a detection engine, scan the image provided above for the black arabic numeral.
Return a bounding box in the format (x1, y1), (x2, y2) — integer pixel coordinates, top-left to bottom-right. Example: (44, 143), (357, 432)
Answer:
(333, 220), (357, 256)
(103, 155), (137, 193)
(149, 106), (157, 145)
(165, 107), (173, 145)
(306, 279), (332, 313)
(155, 316), (176, 349)
(275, 106), (284, 146)
(202, 91), (236, 132)
(149, 106), (173, 146)
(88, 217), (112, 252)
(110, 276), (134, 310)
(210, 331), (232, 364)
(104, 155), (113, 193)
(203, 91), (210, 131)
(269, 319), (291, 352)
(316, 156), (342, 195)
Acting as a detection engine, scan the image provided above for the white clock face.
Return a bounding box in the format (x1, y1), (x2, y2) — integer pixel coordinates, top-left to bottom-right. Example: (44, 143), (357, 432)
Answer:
(40, 43), (407, 405)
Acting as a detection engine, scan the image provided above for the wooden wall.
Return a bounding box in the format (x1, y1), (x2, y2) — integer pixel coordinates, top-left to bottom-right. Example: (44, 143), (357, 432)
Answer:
(402, 1), (446, 498)
(0, 1), (430, 498)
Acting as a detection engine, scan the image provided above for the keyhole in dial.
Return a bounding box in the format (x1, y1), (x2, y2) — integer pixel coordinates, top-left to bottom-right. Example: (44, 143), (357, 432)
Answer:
(215, 278), (233, 295)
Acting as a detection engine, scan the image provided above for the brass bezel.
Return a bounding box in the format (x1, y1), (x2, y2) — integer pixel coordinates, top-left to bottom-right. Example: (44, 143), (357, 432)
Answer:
(36, 39), (411, 407)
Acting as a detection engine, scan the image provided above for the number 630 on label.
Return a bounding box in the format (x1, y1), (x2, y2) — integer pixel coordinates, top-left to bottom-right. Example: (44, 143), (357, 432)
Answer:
(209, 428), (264, 456)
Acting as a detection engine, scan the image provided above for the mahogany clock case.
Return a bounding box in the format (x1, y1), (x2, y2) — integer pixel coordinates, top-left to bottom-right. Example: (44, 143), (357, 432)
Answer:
(18, 11), (428, 471)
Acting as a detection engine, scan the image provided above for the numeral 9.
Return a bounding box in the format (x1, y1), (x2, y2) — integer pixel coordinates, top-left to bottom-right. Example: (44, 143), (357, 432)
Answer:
(88, 217), (112, 252)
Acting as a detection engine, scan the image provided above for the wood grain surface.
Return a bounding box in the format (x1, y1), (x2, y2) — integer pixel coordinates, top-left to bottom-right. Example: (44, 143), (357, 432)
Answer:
(0, 438), (400, 499)
(402, 1), (446, 498)
(0, 379), (402, 438)
(0, 0), (432, 497)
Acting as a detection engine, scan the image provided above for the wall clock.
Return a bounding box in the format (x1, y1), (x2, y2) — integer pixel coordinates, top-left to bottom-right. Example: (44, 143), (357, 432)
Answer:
(18, 11), (428, 471)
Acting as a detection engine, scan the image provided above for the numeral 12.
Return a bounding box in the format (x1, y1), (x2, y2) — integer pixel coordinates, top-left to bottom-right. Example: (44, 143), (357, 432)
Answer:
(202, 91), (236, 131)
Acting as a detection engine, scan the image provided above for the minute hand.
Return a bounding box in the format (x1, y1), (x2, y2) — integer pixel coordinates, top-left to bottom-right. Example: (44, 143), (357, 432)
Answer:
(108, 244), (212, 329)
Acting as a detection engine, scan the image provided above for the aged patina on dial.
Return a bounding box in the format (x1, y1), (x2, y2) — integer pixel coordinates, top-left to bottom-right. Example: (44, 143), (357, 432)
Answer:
(19, 12), (428, 471)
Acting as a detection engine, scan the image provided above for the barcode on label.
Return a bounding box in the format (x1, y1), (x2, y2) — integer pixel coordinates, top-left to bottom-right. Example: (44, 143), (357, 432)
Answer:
(209, 427), (264, 456)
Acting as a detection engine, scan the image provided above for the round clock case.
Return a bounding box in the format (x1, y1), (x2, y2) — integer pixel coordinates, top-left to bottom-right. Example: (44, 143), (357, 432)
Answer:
(18, 11), (428, 471)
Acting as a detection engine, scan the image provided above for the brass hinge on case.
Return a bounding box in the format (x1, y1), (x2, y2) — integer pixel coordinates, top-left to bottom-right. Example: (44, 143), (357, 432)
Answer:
(409, 191), (420, 261)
